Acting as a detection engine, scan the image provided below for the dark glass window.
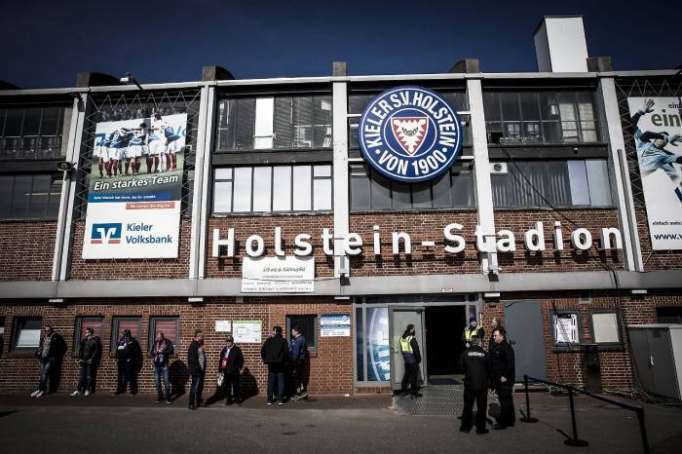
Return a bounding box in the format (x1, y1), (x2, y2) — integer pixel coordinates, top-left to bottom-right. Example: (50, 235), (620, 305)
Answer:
(0, 106), (65, 159)
(73, 316), (104, 357)
(216, 95), (332, 151)
(11, 317), (42, 352)
(350, 162), (475, 211)
(286, 314), (317, 351)
(484, 91), (600, 145)
(0, 173), (62, 220)
(111, 317), (142, 351)
(491, 159), (613, 209)
(149, 317), (180, 352)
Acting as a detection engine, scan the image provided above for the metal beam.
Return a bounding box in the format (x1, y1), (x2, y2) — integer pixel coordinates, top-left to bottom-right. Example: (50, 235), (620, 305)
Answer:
(188, 85), (210, 279)
(332, 81), (350, 278)
(197, 87), (217, 279)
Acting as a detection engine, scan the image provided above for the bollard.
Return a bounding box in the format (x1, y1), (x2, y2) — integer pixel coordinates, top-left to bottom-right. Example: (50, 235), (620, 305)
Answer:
(520, 375), (538, 423)
(564, 387), (589, 447)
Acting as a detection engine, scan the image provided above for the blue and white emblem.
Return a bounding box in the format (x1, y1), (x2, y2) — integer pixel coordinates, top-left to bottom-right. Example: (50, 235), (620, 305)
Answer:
(358, 86), (463, 183)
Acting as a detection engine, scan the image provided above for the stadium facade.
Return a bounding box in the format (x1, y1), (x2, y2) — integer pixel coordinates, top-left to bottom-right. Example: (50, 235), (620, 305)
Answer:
(0, 16), (681, 397)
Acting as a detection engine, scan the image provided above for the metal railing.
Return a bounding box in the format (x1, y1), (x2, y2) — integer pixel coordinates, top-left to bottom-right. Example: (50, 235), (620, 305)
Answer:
(520, 375), (650, 453)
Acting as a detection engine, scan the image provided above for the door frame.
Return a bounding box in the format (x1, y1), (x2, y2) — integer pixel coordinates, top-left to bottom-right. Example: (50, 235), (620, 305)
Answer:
(389, 306), (426, 391)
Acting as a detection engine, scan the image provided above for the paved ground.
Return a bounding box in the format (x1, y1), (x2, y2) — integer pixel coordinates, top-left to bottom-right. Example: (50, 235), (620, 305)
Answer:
(0, 391), (681, 454)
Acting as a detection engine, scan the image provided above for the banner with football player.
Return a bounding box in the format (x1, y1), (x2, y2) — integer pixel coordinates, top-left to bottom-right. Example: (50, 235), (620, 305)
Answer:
(627, 97), (682, 250)
(82, 113), (187, 259)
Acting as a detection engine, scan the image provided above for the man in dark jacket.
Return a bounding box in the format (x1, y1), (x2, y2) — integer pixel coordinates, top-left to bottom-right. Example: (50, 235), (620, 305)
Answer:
(187, 330), (206, 410)
(31, 325), (66, 398)
(489, 327), (516, 429)
(399, 324), (422, 398)
(115, 329), (141, 395)
(288, 325), (308, 401)
(458, 334), (489, 434)
(218, 334), (244, 405)
(151, 332), (174, 404)
(71, 327), (101, 397)
(261, 326), (288, 406)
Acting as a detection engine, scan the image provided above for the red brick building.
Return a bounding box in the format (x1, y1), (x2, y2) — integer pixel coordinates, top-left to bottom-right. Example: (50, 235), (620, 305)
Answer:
(0, 17), (680, 398)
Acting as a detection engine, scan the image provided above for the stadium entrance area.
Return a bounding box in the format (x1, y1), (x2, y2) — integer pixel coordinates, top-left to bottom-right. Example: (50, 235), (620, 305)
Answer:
(425, 305), (467, 383)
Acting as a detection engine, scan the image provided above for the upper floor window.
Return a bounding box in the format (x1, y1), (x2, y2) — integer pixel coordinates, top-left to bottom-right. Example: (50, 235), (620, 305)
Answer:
(216, 95), (332, 152)
(0, 107), (65, 160)
(484, 91), (599, 145)
(491, 159), (613, 209)
(0, 173), (62, 220)
(213, 164), (332, 214)
(350, 162), (475, 211)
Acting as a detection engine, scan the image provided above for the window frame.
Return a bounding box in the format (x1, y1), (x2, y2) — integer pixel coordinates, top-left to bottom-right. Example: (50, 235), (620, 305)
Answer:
(211, 164), (333, 215)
(0, 172), (63, 221)
(73, 316), (104, 358)
(0, 105), (66, 161)
(11, 316), (42, 353)
(285, 314), (318, 354)
(589, 310), (624, 349)
(110, 316), (142, 352)
(148, 316), (180, 354)
(552, 311), (582, 350)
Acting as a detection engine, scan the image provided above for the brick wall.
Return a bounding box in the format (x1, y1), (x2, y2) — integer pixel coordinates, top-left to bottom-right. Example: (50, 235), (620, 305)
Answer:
(68, 219), (191, 280)
(206, 215), (335, 278)
(349, 211), (482, 275)
(495, 209), (624, 273)
(0, 297), (353, 396)
(0, 221), (56, 281)
(635, 208), (682, 272)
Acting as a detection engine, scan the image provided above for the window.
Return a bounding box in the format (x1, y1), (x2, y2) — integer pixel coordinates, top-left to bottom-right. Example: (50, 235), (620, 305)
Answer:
(11, 317), (41, 352)
(149, 317), (180, 352)
(111, 317), (141, 350)
(286, 315), (318, 351)
(213, 164), (333, 214)
(491, 159), (613, 209)
(216, 95), (332, 151)
(657, 307), (682, 324)
(591, 312), (621, 344)
(0, 106), (65, 160)
(484, 91), (600, 145)
(348, 91), (471, 150)
(0, 173), (62, 220)
(350, 162), (475, 211)
(73, 316), (104, 357)
(553, 313), (580, 346)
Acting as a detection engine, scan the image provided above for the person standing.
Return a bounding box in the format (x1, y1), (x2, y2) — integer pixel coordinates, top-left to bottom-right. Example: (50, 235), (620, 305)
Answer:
(115, 329), (140, 395)
(31, 325), (65, 398)
(458, 335), (489, 434)
(399, 324), (422, 398)
(70, 327), (101, 397)
(151, 332), (174, 404)
(218, 335), (244, 405)
(489, 327), (516, 430)
(288, 325), (308, 401)
(187, 330), (206, 410)
(260, 326), (288, 406)
(462, 317), (484, 349)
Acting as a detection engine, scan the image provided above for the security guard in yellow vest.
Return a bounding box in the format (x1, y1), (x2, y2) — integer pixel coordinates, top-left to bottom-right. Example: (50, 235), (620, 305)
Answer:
(462, 317), (484, 349)
(399, 324), (422, 397)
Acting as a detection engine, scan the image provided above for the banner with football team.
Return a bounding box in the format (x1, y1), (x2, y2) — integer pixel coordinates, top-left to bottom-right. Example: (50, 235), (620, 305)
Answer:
(82, 112), (187, 259)
(627, 97), (682, 250)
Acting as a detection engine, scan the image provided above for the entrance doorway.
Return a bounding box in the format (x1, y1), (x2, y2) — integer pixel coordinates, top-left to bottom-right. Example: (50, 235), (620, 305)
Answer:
(426, 306), (467, 383)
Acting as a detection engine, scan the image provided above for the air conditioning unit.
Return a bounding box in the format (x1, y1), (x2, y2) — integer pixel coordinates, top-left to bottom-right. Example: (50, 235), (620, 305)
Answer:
(490, 162), (508, 174)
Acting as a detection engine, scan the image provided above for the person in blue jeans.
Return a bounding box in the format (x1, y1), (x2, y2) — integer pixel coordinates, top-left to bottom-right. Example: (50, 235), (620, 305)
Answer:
(288, 325), (308, 401)
(260, 326), (288, 406)
(151, 332), (174, 404)
(187, 330), (206, 410)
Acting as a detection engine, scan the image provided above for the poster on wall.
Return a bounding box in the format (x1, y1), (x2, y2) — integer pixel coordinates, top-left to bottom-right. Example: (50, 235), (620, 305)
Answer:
(82, 113), (187, 259)
(627, 97), (682, 250)
(232, 320), (262, 343)
(367, 308), (390, 381)
(241, 256), (314, 293)
(320, 314), (351, 337)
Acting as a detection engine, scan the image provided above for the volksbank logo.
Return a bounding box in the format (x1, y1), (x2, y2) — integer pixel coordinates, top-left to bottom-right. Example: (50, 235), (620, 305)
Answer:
(91, 223), (122, 244)
(359, 86), (463, 183)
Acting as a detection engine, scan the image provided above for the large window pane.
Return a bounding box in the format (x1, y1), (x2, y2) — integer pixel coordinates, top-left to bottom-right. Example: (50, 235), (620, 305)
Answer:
(253, 167), (272, 212)
(500, 93), (521, 121)
(350, 165), (370, 211)
(11, 175), (31, 217)
(411, 183), (432, 209)
(254, 98), (274, 149)
(292, 166), (312, 211)
(391, 183), (411, 209)
(520, 93), (540, 121)
(586, 160), (612, 206)
(22, 108), (41, 136)
(272, 166), (292, 211)
(313, 178), (332, 211)
(232, 167), (252, 212)
(213, 181), (232, 213)
(568, 160), (590, 205)
(28, 174), (51, 218)
(0, 175), (13, 217)
(371, 173), (392, 210)
(432, 172), (452, 208)
(235, 99), (256, 150)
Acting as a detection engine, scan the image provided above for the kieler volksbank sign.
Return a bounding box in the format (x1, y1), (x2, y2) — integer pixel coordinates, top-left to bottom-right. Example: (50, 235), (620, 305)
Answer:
(358, 86), (463, 183)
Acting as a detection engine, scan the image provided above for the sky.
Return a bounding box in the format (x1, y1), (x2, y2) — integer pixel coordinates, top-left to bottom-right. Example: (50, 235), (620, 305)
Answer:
(0, 0), (680, 88)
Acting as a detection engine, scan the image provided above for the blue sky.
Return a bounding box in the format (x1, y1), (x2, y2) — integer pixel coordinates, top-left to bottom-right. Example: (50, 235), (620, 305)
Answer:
(0, 0), (680, 88)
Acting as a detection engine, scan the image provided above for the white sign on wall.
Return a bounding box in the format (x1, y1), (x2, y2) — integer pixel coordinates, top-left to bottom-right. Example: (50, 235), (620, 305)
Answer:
(232, 320), (262, 343)
(320, 314), (351, 337)
(215, 320), (232, 333)
(241, 256), (314, 293)
(627, 97), (682, 250)
(553, 314), (579, 344)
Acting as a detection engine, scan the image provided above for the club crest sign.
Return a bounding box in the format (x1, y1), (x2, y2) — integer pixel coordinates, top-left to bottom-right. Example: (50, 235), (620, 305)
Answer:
(359, 86), (463, 182)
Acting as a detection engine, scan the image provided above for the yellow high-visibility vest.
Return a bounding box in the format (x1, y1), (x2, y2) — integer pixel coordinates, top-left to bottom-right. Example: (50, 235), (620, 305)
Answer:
(464, 327), (481, 342)
(400, 336), (414, 353)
